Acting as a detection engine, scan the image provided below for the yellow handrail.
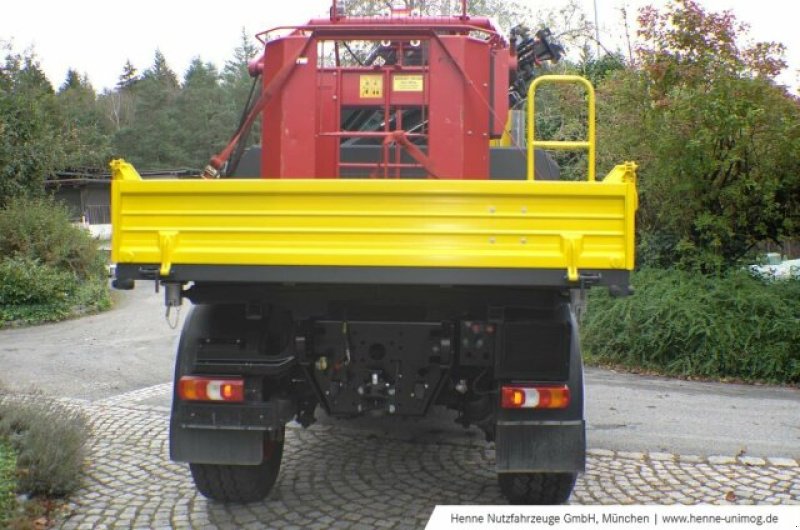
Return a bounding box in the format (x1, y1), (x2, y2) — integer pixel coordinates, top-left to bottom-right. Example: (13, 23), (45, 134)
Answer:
(526, 75), (596, 182)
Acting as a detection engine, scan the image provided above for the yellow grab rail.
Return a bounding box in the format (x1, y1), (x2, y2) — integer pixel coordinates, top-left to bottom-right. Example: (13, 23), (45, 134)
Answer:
(526, 75), (596, 182)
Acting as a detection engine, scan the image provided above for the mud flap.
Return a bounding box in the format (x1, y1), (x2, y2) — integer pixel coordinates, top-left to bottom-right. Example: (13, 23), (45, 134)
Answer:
(170, 424), (263, 465)
(495, 421), (585, 473)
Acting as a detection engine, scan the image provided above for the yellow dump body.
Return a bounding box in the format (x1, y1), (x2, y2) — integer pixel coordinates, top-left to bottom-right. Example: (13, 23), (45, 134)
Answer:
(110, 160), (637, 284)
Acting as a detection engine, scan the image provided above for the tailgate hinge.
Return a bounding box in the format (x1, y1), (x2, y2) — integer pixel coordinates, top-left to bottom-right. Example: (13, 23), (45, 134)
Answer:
(158, 231), (178, 276)
(561, 234), (584, 282)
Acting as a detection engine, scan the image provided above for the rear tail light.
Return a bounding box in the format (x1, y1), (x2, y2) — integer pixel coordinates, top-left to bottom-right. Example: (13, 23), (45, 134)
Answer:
(178, 376), (245, 403)
(501, 385), (570, 409)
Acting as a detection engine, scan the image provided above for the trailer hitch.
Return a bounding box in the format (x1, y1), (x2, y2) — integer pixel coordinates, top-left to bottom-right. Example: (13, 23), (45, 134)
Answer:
(164, 282), (184, 329)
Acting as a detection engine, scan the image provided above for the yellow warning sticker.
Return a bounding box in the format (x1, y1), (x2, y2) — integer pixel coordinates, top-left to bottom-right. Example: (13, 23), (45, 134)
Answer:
(359, 75), (383, 98)
(393, 74), (424, 92)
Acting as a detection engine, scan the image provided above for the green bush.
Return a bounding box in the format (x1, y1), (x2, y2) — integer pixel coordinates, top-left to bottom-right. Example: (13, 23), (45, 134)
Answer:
(0, 441), (15, 526)
(0, 196), (104, 280)
(0, 400), (88, 497)
(0, 257), (77, 307)
(0, 195), (111, 326)
(582, 268), (800, 384)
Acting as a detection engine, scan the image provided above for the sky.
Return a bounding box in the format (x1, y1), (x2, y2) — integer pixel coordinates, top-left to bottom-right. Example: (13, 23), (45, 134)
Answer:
(1, 1), (798, 93)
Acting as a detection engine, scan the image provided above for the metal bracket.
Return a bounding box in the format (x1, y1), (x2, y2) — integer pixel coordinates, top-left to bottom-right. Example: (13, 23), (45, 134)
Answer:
(561, 234), (584, 282)
(158, 231), (178, 277)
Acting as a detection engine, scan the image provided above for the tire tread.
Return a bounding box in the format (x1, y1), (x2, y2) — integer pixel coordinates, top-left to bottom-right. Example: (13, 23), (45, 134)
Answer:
(498, 472), (576, 505)
(190, 442), (283, 503)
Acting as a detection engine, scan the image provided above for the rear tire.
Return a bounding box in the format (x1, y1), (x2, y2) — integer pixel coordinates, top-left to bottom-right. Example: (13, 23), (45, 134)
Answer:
(498, 472), (577, 505)
(190, 435), (284, 503)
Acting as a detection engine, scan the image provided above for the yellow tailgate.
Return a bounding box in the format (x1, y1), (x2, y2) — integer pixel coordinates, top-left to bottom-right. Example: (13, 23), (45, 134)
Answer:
(111, 160), (637, 282)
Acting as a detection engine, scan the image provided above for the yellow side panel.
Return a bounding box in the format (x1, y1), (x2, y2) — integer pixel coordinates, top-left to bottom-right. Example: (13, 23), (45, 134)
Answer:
(112, 174), (637, 279)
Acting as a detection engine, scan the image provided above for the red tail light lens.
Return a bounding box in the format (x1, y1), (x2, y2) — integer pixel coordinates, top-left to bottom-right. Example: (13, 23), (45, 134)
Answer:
(178, 376), (245, 403)
(501, 385), (570, 409)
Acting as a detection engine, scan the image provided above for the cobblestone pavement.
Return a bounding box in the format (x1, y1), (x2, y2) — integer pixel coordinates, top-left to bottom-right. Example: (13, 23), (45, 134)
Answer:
(54, 384), (800, 530)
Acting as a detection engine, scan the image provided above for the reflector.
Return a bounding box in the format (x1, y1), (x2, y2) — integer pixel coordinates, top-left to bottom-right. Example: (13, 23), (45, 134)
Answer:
(178, 376), (244, 403)
(501, 385), (569, 409)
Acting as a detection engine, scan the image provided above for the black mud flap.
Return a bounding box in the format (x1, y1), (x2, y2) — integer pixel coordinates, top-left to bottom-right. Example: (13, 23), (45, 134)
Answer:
(170, 424), (264, 465)
(495, 421), (585, 473)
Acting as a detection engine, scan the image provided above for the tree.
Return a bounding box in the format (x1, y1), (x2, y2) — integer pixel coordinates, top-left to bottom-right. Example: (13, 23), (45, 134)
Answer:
(60, 69), (84, 92)
(220, 29), (262, 155)
(597, 0), (800, 272)
(112, 50), (182, 167)
(117, 59), (139, 90)
(173, 58), (229, 166)
(56, 70), (111, 168)
(0, 45), (62, 206)
(142, 50), (179, 88)
(222, 28), (258, 85)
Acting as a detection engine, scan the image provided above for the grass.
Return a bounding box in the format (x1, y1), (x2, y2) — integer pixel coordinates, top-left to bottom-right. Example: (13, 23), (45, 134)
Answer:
(581, 268), (800, 385)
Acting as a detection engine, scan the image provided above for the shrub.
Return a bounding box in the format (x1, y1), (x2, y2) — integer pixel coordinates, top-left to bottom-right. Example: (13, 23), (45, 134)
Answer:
(0, 196), (104, 280)
(0, 257), (77, 307)
(0, 441), (15, 526)
(581, 268), (800, 384)
(0, 195), (111, 326)
(0, 399), (88, 497)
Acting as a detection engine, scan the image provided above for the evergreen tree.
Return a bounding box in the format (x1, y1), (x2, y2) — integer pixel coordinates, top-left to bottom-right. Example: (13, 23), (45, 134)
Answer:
(143, 49), (179, 89)
(117, 59), (139, 90)
(0, 48), (61, 205)
(56, 70), (111, 168)
(222, 28), (259, 84)
(220, 29), (262, 153)
(173, 58), (228, 166)
(113, 50), (182, 167)
(60, 69), (83, 93)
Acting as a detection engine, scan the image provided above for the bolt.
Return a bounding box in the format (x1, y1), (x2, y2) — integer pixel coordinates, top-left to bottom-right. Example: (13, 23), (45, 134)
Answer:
(521, 237), (527, 244)
(489, 207), (496, 214)
(521, 207), (528, 214)
(489, 237), (496, 244)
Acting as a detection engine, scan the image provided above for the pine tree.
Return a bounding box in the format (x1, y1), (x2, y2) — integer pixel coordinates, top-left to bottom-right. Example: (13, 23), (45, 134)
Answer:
(143, 49), (179, 89)
(60, 69), (83, 93)
(117, 59), (139, 90)
(222, 28), (259, 85)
